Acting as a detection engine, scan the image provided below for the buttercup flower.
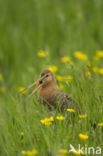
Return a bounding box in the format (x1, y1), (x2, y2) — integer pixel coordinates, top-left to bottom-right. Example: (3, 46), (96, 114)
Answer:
(78, 133), (88, 140)
(74, 52), (88, 60)
(61, 56), (71, 63)
(21, 149), (38, 155)
(59, 83), (64, 89)
(59, 149), (67, 154)
(40, 121), (51, 125)
(20, 132), (24, 136)
(56, 75), (72, 82)
(48, 116), (54, 121)
(18, 87), (27, 94)
(79, 114), (87, 119)
(92, 67), (99, 73)
(96, 51), (103, 58)
(56, 116), (65, 120)
(56, 83), (64, 89)
(56, 75), (63, 81)
(21, 151), (26, 154)
(64, 76), (73, 82)
(67, 109), (75, 112)
(26, 150), (38, 155)
(85, 71), (90, 77)
(37, 50), (48, 58)
(92, 67), (103, 74)
(98, 123), (103, 127)
(98, 68), (103, 74)
(48, 66), (58, 73)
(40, 116), (54, 125)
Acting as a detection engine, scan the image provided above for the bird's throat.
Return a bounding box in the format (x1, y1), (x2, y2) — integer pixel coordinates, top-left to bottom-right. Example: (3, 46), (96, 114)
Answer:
(39, 82), (55, 95)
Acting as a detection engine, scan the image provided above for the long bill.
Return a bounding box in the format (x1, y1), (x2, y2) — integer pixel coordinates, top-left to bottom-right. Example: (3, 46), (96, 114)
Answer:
(19, 79), (40, 94)
(19, 74), (46, 94)
(24, 83), (42, 104)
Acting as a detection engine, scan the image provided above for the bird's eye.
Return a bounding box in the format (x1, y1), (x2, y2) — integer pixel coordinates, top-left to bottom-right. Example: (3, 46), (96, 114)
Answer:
(46, 74), (49, 77)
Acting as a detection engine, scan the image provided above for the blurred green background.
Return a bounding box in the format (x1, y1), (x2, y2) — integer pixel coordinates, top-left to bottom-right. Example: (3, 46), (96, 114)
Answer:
(0, 0), (103, 84)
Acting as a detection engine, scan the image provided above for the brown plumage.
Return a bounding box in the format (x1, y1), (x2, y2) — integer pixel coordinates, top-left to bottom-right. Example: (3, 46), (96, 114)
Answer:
(22, 70), (80, 112)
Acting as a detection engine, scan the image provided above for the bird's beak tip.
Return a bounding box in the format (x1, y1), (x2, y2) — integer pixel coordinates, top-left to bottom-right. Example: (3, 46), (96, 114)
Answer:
(22, 79), (42, 104)
(19, 78), (40, 94)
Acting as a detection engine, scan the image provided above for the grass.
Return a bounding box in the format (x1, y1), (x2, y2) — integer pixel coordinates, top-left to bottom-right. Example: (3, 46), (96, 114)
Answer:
(0, 0), (103, 155)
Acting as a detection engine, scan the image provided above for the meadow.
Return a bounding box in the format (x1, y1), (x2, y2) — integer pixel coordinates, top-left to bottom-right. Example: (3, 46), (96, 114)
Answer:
(0, 0), (103, 155)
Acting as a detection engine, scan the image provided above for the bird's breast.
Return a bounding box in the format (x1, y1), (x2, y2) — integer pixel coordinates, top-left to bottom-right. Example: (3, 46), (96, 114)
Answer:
(39, 88), (60, 107)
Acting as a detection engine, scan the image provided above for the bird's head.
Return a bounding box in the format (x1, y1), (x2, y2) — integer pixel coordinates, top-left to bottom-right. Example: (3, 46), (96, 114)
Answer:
(20, 70), (55, 103)
(39, 70), (54, 88)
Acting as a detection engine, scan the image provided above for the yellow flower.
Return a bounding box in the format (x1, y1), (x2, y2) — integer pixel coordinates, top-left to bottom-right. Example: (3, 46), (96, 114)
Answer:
(92, 67), (103, 74)
(96, 51), (103, 58)
(79, 114), (87, 119)
(59, 83), (64, 89)
(64, 76), (73, 82)
(78, 133), (88, 140)
(56, 116), (64, 120)
(98, 68), (103, 74)
(26, 151), (33, 155)
(56, 83), (64, 90)
(61, 56), (71, 63)
(92, 67), (99, 73)
(40, 120), (51, 125)
(66, 109), (75, 112)
(98, 123), (103, 127)
(56, 75), (73, 82)
(44, 117), (54, 122)
(56, 75), (63, 81)
(21, 149), (38, 155)
(18, 87), (27, 94)
(49, 116), (54, 121)
(74, 52), (88, 60)
(85, 71), (90, 77)
(37, 50), (48, 58)
(59, 149), (67, 154)
(31, 149), (38, 154)
(48, 65), (58, 73)
(0, 73), (3, 81)
(21, 150), (26, 154)
(20, 132), (24, 136)
(26, 149), (38, 155)
(40, 116), (54, 125)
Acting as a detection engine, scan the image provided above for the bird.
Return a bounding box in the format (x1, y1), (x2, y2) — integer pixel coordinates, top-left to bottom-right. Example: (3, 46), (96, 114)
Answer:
(21, 70), (80, 112)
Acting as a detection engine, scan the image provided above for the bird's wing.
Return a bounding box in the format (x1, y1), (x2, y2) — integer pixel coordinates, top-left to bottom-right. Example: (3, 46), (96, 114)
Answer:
(57, 90), (81, 113)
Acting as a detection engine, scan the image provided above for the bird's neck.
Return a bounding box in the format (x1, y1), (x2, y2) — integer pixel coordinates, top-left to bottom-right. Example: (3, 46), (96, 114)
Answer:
(39, 82), (55, 95)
